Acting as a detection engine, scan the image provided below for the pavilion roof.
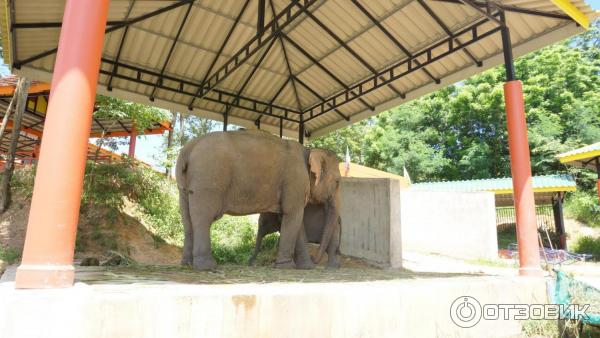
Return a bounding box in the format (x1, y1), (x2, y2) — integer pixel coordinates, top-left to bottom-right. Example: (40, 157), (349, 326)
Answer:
(556, 142), (600, 170)
(1, 1), (597, 139)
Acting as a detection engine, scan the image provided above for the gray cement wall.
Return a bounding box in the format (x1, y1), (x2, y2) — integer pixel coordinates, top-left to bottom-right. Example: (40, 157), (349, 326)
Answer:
(0, 274), (548, 338)
(339, 178), (402, 267)
(339, 178), (497, 266)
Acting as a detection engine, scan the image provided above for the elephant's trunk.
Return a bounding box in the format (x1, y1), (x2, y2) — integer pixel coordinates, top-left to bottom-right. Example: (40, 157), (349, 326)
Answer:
(313, 194), (339, 264)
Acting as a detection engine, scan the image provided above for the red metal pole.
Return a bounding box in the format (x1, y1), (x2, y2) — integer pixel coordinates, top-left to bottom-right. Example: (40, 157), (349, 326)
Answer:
(15, 0), (110, 288)
(128, 123), (137, 158)
(504, 81), (543, 277)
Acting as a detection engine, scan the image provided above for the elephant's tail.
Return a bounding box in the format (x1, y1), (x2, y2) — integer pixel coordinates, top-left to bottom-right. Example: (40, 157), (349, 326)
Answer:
(176, 143), (194, 262)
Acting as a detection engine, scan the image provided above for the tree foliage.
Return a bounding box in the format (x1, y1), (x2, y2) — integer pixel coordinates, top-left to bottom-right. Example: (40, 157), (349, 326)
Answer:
(310, 22), (600, 185)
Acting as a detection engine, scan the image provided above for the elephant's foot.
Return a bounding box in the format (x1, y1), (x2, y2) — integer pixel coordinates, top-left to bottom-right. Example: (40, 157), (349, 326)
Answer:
(274, 259), (296, 269)
(181, 257), (193, 266)
(325, 258), (341, 269)
(192, 256), (217, 271)
(296, 259), (315, 270)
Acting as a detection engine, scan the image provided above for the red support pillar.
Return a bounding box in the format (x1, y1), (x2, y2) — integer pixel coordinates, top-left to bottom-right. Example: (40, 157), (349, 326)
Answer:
(504, 81), (542, 276)
(128, 123), (137, 158)
(595, 158), (599, 204)
(500, 11), (542, 277)
(15, 0), (110, 288)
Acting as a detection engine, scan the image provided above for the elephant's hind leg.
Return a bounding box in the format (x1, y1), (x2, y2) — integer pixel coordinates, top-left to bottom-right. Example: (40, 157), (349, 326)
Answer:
(294, 228), (315, 270)
(274, 210), (303, 269)
(189, 196), (220, 271)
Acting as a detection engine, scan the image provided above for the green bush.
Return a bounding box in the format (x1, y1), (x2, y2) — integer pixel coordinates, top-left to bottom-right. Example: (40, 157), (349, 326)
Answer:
(211, 216), (278, 265)
(0, 245), (21, 264)
(565, 190), (600, 227)
(572, 235), (600, 260)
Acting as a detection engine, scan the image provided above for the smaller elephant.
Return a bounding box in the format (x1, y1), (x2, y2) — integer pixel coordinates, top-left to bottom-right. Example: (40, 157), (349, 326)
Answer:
(249, 203), (342, 268)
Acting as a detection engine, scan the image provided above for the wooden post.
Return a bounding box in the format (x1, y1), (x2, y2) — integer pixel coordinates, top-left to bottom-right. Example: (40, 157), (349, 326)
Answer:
(0, 87), (17, 142)
(0, 78), (31, 212)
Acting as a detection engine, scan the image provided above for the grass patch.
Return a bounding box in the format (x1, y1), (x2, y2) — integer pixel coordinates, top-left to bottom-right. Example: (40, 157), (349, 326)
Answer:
(565, 190), (600, 228)
(522, 319), (558, 337)
(497, 224), (517, 249)
(572, 236), (600, 260)
(0, 245), (21, 264)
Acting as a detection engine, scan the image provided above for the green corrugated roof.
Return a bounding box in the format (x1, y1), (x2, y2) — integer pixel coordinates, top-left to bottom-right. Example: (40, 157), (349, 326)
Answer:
(410, 174), (576, 194)
(556, 142), (600, 160)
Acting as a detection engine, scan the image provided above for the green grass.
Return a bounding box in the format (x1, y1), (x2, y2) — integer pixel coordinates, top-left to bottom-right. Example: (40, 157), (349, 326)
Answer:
(497, 224), (517, 249)
(572, 235), (600, 260)
(0, 245), (21, 264)
(565, 190), (600, 228)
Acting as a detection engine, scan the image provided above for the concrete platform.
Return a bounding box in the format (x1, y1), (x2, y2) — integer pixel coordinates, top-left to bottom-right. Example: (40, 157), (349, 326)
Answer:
(0, 265), (547, 338)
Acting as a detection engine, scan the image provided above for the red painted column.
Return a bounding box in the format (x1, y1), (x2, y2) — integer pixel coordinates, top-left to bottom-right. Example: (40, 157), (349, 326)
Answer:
(15, 0), (110, 288)
(128, 123), (137, 158)
(596, 158), (600, 204)
(504, 81), (543, 277)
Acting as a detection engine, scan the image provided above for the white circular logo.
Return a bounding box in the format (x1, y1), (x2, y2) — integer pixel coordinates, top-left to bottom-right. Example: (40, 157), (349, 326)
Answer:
(450, 296), (482, 328)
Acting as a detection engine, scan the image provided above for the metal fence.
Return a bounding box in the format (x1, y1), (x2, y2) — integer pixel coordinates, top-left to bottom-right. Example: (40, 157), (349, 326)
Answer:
(496, 205), (555, 231)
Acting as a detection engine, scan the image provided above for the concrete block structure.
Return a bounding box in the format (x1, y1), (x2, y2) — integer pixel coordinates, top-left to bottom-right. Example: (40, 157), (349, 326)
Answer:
(399, 190), (498, 260)
(339, 178), (498, 266)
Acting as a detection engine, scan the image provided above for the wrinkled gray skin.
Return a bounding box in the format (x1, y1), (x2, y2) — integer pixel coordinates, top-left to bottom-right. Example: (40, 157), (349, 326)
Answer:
(248, 203), (341, 269)
(176, 130), (341, 270)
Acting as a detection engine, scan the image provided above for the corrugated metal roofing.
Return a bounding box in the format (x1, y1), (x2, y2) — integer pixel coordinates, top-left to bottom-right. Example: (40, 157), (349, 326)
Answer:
(556, 142), (600, 170)
(409, 174), (577, 193)
(1, 0), (597, 139)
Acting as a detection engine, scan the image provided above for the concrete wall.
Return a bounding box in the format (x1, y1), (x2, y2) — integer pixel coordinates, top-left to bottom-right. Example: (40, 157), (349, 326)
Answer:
(0, 275), (548, 338)
(339, 178), (402, 267)
(400, 190), (498, 260)
(339, 178), (497, 266)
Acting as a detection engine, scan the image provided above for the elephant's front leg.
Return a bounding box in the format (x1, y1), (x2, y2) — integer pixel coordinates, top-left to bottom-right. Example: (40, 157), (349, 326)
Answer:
(274, 209), (303, 269)
(326, 224), (341, 269)
(294, 227), (315, 269)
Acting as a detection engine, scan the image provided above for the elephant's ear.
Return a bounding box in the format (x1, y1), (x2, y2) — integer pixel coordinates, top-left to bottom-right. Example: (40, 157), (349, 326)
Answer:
(309, 151), (324, 186)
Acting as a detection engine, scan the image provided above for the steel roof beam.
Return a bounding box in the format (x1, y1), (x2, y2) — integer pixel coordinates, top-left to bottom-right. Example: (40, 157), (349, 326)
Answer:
(100, 57), (301, 114)
(457, 0), (504, 26)
(187, 0), (250, 110)
(281, 34), (377, 111)
(149, 2), (195, 101)
(293, 75), (349, 121)
(417, 0), (482, 67)
(351, 0), (440, 84)
(270, 0), (302, 113)
(98, 59), (300, 124)
(191, 0), (317, 102)
(304, 12), (502, 123)
(297, 3), (405, 99)
(107, 0), (138, 91)
(14, 0), (195, 68)
(223, 37), (277, 118)
(432, 0), (572, 20)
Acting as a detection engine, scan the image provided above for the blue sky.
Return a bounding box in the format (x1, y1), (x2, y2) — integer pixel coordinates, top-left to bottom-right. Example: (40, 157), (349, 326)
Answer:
(590, 0), (600, 9)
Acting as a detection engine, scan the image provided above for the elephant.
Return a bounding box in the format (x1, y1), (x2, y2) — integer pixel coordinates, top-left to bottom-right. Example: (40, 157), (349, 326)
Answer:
(175, 130), (341, 270)
(248, 203), (342, 268)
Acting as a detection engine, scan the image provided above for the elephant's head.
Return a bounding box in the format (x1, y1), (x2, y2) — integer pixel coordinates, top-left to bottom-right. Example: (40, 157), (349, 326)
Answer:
(307, 149), (341, 264)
